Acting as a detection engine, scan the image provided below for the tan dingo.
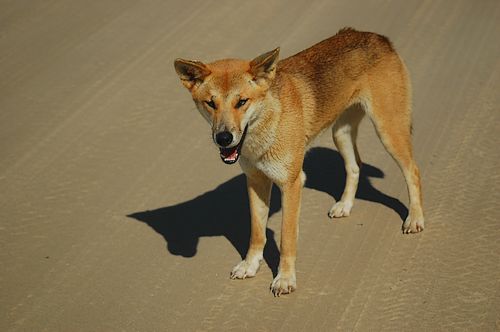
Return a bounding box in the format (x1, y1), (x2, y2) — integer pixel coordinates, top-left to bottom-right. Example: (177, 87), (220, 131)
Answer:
(174, 28), (424, 296)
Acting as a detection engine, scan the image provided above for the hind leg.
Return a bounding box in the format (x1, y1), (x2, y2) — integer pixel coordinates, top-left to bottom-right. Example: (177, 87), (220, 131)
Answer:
(328, 106), (364, 218)
(363, 90), (424, 233)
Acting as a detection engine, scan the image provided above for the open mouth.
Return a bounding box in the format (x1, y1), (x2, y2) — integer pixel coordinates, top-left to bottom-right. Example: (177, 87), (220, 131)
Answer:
(219, 125), (248, 165)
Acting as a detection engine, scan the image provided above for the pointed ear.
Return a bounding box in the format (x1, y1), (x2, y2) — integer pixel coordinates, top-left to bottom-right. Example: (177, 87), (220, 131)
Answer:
(174, 59), (211, 89)
(249, 47), (280, 81)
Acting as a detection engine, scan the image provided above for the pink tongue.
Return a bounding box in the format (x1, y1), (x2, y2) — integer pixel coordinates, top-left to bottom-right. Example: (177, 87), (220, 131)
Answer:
(221, 147), (238, 160)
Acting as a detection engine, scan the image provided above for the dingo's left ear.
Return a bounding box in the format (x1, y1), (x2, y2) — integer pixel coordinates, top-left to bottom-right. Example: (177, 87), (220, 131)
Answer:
(174, 59), (211, 89)
(250, 47), (280, 82)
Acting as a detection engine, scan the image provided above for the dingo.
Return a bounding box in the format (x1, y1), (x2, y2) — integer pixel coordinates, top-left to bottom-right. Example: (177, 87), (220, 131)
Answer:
(174, 28), (424, 296)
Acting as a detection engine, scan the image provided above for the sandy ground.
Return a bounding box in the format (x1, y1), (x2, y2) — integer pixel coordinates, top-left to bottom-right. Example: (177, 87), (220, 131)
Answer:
(1, 0), (499, 331)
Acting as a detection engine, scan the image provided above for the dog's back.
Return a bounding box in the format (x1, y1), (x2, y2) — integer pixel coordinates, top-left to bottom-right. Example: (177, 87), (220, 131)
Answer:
(280, 27), (395, 75)
(275, 28), (408, 141)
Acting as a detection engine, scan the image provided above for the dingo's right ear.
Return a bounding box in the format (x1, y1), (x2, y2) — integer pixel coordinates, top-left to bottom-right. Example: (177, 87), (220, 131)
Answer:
(174, 59), (211, 90)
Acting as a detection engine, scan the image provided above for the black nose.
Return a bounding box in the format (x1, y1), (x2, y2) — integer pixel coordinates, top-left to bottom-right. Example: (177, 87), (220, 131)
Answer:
(215, 131), (233, 147)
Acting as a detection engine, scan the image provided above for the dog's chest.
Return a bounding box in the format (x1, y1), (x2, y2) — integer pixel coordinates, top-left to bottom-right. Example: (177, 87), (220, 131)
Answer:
(254, 154), (292, 184)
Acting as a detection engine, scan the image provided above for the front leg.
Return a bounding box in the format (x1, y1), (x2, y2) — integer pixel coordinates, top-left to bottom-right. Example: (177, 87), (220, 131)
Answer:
(270, 173), (304, 296)
(230, 170), (272, 279)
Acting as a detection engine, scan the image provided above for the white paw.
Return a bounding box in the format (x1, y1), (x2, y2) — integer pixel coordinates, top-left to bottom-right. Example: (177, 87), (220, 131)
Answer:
(270, 272), (296, 296)
(328, 200), (353, 218)
(230, 258), (261, 279)
(402, 216), (424, 234)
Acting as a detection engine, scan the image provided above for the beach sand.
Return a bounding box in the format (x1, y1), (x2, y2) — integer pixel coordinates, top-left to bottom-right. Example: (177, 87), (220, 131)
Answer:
(1, 1), (499, 330)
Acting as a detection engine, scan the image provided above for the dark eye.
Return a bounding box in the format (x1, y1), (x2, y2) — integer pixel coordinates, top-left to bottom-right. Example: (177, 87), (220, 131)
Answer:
(235, 98), (249, 109)
(205, 100), (216, 109)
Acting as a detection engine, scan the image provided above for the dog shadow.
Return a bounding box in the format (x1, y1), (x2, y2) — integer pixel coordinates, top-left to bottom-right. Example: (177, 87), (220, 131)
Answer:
(127, 147), (407, 276)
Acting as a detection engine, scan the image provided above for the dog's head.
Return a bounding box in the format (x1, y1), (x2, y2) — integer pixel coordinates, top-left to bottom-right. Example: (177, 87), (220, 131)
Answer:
(174, 48), (279, 164)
